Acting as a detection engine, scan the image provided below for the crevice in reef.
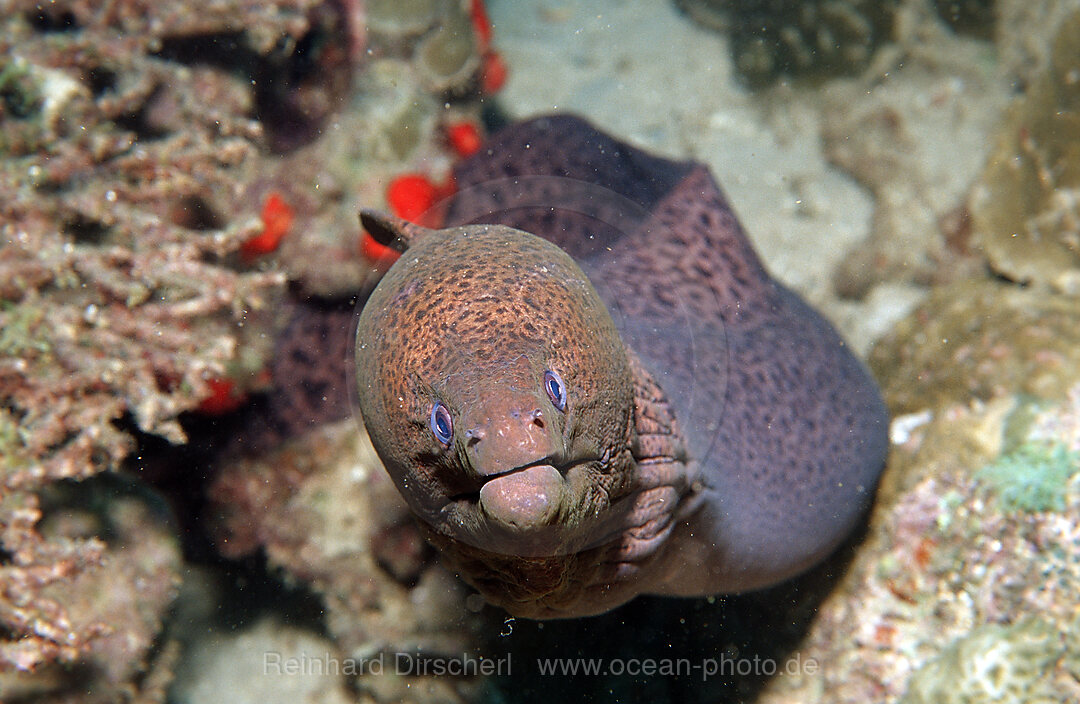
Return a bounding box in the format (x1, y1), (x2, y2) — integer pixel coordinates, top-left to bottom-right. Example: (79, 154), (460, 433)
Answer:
(112, 85), (173, 141)
(26, 9), (80, 34)
(154, 32), (258, 73)
(124, 411), (331, 635)
(169, 195), (225, 232)
(63, 214), (111, 246)
(152, 18), (354, 154)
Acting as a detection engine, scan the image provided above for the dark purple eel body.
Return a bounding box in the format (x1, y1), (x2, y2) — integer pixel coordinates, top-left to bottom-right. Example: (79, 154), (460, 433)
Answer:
(348, 115), (889, 618)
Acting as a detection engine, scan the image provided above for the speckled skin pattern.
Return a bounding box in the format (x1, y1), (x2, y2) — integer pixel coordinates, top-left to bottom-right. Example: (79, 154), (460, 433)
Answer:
(355, 116), (889, 618)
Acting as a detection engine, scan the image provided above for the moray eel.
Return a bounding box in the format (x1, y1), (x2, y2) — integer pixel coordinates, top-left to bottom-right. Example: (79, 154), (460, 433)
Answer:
(354, 116), (888, 619)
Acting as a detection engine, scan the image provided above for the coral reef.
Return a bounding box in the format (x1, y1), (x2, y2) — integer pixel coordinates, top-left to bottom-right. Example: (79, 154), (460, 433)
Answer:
(674, 0), (899, 86)
(0, 0), (291, 685)
(0, 0), (496, 696)
(971, 8), (1080, 292)
(819, 6), (1009, 299)
(1, 478), (183, 702)
(209, 419), (485, 703)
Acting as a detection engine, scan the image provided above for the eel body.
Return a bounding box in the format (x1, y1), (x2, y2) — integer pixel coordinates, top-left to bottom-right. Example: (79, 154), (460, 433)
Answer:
(354, 116), (889, 618)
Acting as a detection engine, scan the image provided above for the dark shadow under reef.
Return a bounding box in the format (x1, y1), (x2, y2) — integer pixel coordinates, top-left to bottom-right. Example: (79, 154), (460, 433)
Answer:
(478, 524), (866, 704)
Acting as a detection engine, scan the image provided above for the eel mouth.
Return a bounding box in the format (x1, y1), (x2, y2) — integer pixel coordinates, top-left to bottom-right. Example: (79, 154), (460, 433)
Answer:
(443, 457), (603, 536)
(447, 456), (599, 505)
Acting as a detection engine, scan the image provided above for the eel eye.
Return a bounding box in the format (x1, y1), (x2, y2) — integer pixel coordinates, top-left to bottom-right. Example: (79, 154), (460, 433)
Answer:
(430, 402), (453, 446)
(544, 370), (567, 412)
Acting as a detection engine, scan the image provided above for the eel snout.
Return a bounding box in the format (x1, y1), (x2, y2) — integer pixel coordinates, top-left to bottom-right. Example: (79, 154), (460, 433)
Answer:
(460, 390), (570, 531)
(463, 400), (562, 477)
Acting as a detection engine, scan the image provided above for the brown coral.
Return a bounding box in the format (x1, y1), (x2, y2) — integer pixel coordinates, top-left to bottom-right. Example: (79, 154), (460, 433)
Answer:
(1, 480), (183, 701)
(1, 0), (495, 691)
(0, 2), (497, 702)
(0, 0), (308, 684)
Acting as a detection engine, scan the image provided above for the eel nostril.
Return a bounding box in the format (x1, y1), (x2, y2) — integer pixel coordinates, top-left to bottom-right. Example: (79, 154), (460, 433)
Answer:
(465, 428), (484, 447)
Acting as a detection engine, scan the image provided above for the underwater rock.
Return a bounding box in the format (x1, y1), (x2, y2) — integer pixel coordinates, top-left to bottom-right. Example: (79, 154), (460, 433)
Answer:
(900, 617), (1080, 704)
(415, 10), (480, 93)
(971, 9), (1080, 293)
(171, 617), (354, 704)
(756, 224), (1080, 702)
(819, 20), (1009, 299)
(209, 419), (484, 701)
(870, 279), (1080, 415)
(755, 378), (1080, 703)
(366, 0), (486, 95)
(369, 0), (445, 39)
(996, 0), (1079, 90)
(674, 0), (899, 86)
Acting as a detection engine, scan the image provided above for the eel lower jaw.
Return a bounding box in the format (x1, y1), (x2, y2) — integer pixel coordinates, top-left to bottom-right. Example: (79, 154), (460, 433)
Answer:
(478, 464), (566, 531)
(446, 455), (601, 504)
(436, 457), (605, 555)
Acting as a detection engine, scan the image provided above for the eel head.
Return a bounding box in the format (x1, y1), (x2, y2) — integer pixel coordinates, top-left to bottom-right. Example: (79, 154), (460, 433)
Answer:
(354, 211), (640, 562)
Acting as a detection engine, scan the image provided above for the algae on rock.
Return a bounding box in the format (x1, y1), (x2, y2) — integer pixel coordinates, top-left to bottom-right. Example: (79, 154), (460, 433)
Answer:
(870, 279), (1080, 415)
(971, 9), (1080, 292)
(900, 617), (1080, 704)
(977, 441), (1080, 513)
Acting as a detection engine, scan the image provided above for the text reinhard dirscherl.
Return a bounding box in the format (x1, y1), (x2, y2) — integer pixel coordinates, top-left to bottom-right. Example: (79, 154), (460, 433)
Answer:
(263, 651), (510, 678)
(262, 651), (819, 681)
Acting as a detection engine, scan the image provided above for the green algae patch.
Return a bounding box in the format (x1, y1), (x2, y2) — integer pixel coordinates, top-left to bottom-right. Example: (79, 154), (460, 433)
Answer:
(971, 9), (1080, 292)
(977, 442), (1080, 514)
(0, 300), (52, 357)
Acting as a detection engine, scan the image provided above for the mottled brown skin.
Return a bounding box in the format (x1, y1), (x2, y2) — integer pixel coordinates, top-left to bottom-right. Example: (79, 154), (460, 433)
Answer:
(355, 214), (697, 617)
(355, 116), (889, 619)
